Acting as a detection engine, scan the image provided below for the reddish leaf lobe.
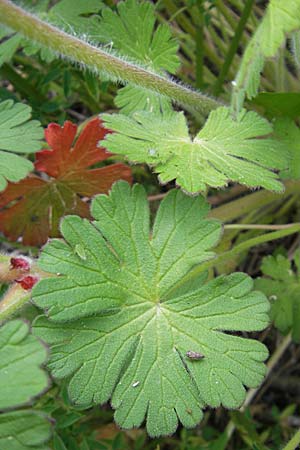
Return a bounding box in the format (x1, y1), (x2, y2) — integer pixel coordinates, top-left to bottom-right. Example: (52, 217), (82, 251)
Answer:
(0, 118), (132, 246)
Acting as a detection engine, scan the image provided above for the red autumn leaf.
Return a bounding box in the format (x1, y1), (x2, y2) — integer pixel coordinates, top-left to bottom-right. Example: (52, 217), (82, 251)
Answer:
(0, 117), (132, 246)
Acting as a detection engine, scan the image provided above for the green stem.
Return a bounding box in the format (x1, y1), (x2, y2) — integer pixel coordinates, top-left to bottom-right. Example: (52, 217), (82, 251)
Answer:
(0, 287), (31, 322)
(282, 428), (300, 450)
(213, 0), (255, 95)
(0, 0), (221, 115)
(167, 224), (300, 296)
(225, 223), (299, 231)
(195, 0), (204, 89)
(209, 181), (300, 222)
(203, 224), (300, 271)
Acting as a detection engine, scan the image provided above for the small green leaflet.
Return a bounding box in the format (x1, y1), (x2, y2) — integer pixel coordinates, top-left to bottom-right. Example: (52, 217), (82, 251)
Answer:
(33, 181), (269, 437)
(0, 410), (52, 450)
(233, 0), (300, 107)
(255, 251), (300, 342)
(0, 100), (43, 191)
(273, 118), (300, 179)
(0, 320), (49, 410)
(101, 107), (287, 194)
(96, 0), (179, 114)
(47, 0), (102, 38)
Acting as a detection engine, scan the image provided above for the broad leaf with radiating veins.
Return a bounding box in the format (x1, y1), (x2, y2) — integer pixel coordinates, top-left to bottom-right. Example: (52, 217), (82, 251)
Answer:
(96, 0), (179, 114)
(0, 320), (49, 410)
(256, 251), (300, 342)
(33, 181), (269, 437)
(0, 117), (131, 246)
(0, 100), (43, 191)
(101, 107), (287, 193)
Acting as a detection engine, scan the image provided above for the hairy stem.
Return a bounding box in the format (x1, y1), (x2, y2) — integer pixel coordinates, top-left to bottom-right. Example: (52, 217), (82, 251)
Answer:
(0, 0), (221, 115)
(0, 287), (31, 322)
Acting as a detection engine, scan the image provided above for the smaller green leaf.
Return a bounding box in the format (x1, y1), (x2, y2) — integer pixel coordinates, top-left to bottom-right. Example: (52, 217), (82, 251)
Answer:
(255, 251), (300, 342)
(48, 0), (102, 38)
(0, 34), (22, 67)
(101, 107), (287, 193)
(0, 410), (52, 450)
(0, 100), (43, 153)
(0, 100), (43, 191)
(0, 320), (49, 410)
(0, 152), (33, 192)
(96, 0), (179, 114)
(234, 0), (300, 104)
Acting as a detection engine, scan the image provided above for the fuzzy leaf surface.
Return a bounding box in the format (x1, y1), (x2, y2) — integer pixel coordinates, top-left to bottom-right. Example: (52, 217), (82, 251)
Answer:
(101, 107), (286, 193)
(0, 117), (131, 246)
(96, 0), (179, 114)
(0, 100), (43, 191)
(0, 410), (52, 450)
(33, 181), (269, 437)
(0, 320), (49, 410)
(256, 251), (300, 342)
(234, 0), (300, 104)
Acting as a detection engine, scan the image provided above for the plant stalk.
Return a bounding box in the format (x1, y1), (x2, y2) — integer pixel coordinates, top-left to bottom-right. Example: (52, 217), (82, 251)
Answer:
(209, 181), (300, 222)
(0, 0), (221, 115)
(213, 0), (255, 95)
(0, 286), (31, 322)
(225, 223), (300, 231)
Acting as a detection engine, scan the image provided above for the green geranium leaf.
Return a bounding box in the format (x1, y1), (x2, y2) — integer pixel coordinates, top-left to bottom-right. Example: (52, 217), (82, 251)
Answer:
(96, 0), (179, 114)
(0, 410), (52, 450)
(234, 0), (300, 105)
(0, 34), (22, 66)
(101, 107), (287, 194)
(255, 251), (300, 342)
(0, 100), (43, 191)
(33, 181), (269, 437)
(48, 0), (102, 37)
(0, 320), (49, 410)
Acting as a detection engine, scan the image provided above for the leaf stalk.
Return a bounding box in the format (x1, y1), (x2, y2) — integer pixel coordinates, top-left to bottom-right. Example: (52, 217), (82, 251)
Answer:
(0, 0), (221, 115)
